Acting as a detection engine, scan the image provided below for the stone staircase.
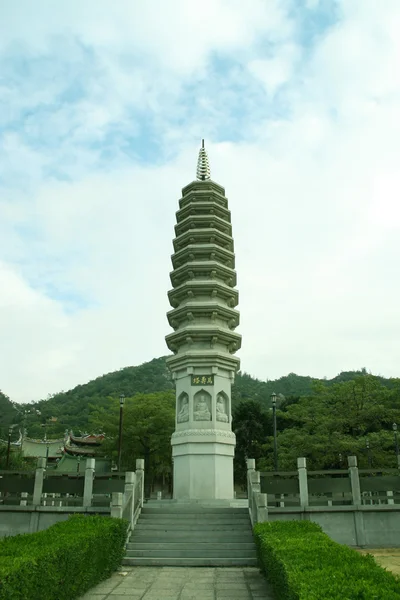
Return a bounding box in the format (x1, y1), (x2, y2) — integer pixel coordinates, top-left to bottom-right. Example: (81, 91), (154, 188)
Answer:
(123, 501), (258, 567)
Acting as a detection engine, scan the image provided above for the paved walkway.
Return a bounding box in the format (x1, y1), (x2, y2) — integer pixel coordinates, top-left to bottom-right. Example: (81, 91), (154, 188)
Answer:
(80, 566), (275, 600)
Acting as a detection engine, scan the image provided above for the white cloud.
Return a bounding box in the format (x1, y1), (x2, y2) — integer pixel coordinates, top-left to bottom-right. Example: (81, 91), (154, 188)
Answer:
(1, 0), (400, 401)
(248, 43), (300, 97)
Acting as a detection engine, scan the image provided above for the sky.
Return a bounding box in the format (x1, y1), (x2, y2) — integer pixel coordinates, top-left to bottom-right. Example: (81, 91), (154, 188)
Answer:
(1, 0), (400, 403)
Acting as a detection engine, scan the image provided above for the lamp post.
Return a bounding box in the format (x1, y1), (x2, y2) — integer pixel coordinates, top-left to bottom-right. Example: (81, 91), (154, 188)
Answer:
(5, 426), (13, 470)
(366, 438), (372, 468)
(271, 392), (278, 471)
(117, 394), (125, 472)
(393, 423), (399, 462)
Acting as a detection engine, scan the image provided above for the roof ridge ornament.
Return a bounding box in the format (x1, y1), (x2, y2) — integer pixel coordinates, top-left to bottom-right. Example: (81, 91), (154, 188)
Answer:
(196, 139), (211, 181)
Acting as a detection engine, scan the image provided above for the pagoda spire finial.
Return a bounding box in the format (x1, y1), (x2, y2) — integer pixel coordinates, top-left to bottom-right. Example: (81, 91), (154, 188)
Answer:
(196, 139), (211, 181)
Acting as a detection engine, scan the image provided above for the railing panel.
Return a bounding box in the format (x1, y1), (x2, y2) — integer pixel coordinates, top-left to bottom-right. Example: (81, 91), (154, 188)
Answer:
(359, 475), (400, 505)
(308, 476), (353, 505)
(92, 479), (125, 494)
(261, 477), (299, 495)
(92, 494), (112, 507)
(309, 478), (351, 494)
(0, 475), (35, 494)
(42, 476), (84, 495)
(260, 474), (299, 494)
(360, 476), (400, 493)
(261, 475), (300, 507)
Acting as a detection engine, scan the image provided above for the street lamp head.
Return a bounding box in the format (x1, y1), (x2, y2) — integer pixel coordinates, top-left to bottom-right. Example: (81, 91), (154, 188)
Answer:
(393, 423), (398, 432)
(271, 392), (277, 407)
(119, 394), (125, 407)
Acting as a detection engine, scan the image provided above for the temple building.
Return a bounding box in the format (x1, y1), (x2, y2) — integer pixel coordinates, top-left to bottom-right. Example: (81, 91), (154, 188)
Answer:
(166, 141), (241, 500)
(19, 431), (110, 473)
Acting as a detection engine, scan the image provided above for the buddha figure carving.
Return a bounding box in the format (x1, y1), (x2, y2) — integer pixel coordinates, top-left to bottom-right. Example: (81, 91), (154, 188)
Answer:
(216, 394), (229, 423)
(177, 395), (189, 423)
(193, 394), (211, 421)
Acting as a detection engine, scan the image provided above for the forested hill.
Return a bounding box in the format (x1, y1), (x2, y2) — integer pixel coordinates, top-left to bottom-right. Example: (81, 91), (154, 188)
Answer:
(8, 356), (393, 439)
(0, 391), (17, 437)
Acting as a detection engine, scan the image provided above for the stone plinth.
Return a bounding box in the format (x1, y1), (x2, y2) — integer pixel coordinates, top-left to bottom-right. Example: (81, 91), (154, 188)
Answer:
(171, 429), (235, 499)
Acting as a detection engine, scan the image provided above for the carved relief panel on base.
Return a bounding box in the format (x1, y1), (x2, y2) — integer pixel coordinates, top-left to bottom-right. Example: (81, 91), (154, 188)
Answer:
(193, 390), (212, 421)
(216, 391), (229, 423)
(177, 392), (189, 423)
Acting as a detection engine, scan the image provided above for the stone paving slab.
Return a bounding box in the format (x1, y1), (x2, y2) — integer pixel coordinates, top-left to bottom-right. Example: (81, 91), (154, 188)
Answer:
(79, 567), (275, 600)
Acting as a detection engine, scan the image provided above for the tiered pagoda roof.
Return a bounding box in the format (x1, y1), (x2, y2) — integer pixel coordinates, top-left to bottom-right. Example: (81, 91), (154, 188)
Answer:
(166, 141), (241, 371)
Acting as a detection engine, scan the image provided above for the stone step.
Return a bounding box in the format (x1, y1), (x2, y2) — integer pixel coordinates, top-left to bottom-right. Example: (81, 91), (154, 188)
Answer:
(140, 510), (249, 517)
(122, 557), (259, 567)
(126, 548), (258, 558)
(127, 542), (255, 551)
(134, 523), (251, 531)
(137, 516), (250, 525)
(126, 502), (256, 568)
(142, 506), (248, 514)
(131, 533), (254, 543)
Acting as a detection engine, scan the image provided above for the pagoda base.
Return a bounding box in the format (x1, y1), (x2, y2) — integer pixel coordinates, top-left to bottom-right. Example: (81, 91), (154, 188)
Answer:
(171, 429), (235, 500)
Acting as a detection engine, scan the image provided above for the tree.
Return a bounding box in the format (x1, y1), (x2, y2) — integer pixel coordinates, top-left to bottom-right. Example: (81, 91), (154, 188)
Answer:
(260, 375), (400, 470)
(232, 401), (272, 486)
(90, 391), (175, 497)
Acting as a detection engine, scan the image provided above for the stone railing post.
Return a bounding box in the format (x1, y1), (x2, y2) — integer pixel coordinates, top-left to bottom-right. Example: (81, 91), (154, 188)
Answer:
(20, 492), (28, 506)
(111, 492), (124, 519)
(33, 457), (46, 505)
(246, 458), (256, 500)
(347, 455), (365, 546)
(297, 457), (309, 507)
(397, 455), (400, 470)
(124, 471), (135, 525)
(136, 459), (144, 507)
(348, 456), (361, 505)
(83, 458), (95, 507)
(246, 458), (256, 471)
(254, 492), (268, 523)
(249, 470), (261, 525)
(124, 472), (135, 504)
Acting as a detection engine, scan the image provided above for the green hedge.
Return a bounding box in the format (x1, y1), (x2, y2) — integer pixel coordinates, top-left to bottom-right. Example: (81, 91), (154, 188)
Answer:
(254, 521), (400, 600)
(0, 515), (128, 600)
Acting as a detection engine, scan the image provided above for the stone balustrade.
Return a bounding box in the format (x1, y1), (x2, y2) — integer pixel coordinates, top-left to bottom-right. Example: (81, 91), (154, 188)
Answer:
(0, 458), (145, 537)
(246, 455), (400, 547)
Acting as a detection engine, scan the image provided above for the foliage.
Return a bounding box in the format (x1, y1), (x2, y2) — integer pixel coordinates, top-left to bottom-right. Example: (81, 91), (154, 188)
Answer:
(9, 357), (387, 440)
(0, 391), (20, 440)
(232, 401), (272, 486)
(254, 521), (400, 600)
(0, 445), (29, 470)
(259, 375), (400, 471)
(3, 355), (400, 473)
(90, 391), (175, 493)
(0, 514), (128, 600)
(17, 357), (174, 438)
(232, 372), (314, 409)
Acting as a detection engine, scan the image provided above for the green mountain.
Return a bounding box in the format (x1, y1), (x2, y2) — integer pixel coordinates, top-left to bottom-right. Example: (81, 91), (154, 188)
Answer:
(6, 356), (393, 439)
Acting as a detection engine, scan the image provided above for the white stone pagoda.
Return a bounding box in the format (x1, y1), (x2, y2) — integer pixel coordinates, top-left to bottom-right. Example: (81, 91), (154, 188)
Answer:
(166, 141), (241, 500)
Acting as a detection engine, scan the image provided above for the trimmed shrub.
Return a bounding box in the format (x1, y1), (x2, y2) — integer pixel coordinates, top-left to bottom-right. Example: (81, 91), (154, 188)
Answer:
(254, 521), (400, 600)
(0, 515), (128, 600)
